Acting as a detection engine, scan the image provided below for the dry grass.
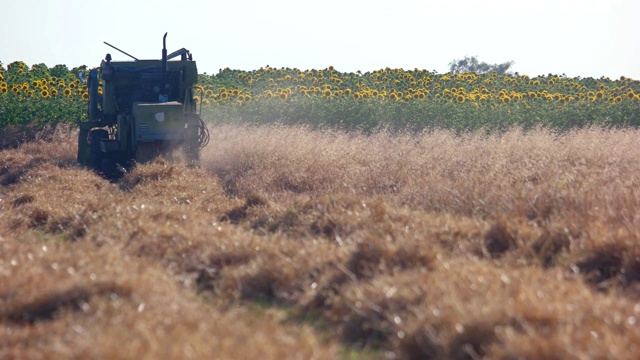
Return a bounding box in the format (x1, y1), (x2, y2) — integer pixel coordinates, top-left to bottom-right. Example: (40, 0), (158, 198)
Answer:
(2, 124), (640, 359)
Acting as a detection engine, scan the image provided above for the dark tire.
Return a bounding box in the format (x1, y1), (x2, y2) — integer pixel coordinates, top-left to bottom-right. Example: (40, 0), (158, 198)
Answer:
(183, 141), (200, 163)
(90, 129), (109, 172)
(101, 159), (117, 178)
(134, 142), (162, 164)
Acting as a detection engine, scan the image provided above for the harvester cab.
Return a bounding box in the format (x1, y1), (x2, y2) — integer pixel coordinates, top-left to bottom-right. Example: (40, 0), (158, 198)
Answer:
(77, 33), (209, 178)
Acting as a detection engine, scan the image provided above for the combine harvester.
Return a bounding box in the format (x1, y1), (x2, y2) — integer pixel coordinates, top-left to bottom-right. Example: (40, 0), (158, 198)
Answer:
(77, 33), (209, 178)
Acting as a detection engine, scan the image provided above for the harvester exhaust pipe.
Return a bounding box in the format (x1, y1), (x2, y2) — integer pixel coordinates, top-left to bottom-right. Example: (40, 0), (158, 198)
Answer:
(162, 33), (168, 73)
(161, 32), (169, 102)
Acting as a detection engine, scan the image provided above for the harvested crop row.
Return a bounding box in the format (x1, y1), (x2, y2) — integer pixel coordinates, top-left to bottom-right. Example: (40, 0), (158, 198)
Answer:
(1, 124), (640, 359)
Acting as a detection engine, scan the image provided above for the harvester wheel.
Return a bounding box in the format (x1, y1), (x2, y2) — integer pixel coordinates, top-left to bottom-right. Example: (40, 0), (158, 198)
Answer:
(89, 129), (109, 172)
(134, 142), (162, 164)
(184, 141), (200, 163)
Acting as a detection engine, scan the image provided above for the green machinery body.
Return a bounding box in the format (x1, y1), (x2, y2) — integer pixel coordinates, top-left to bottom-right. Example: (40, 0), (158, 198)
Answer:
(77, 33), (209, 177)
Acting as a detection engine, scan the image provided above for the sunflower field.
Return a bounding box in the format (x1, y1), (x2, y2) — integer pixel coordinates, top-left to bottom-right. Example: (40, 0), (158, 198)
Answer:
(1, 61), (640, 132)
(0, 61), (87, 127)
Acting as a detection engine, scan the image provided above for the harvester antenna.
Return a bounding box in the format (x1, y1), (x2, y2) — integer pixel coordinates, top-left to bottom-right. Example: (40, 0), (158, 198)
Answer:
(103, 41), (139, 61)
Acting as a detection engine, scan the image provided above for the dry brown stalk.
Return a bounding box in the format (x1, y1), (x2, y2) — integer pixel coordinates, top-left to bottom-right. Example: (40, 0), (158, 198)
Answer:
(1, 124), (640, 359)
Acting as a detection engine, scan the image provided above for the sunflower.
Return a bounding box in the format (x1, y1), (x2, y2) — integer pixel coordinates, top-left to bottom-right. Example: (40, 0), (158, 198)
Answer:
(278, 92), (287, 100)
(596, 91), (604, 99)
(353, 93), (361, 100)
(41, 89), (49, 97)
(220, 91), (229, 100)
(82, 92), (89, 100)
(322, 89), (332, 97)
(615, 96), (623, 103)
(344, 88), (352, 96)
(0, 87), (7, 94)
(64, 88), (72, 96)
(456, 94), (465, 103)
(500, 96), (511, 104)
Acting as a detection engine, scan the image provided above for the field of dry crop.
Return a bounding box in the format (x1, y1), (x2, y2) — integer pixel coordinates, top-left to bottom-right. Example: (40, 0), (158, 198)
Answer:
(2, 125), (640, 359)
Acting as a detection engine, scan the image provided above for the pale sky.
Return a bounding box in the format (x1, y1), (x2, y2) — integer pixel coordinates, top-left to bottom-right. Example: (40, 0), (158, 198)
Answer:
(2, 0), (639, 79)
